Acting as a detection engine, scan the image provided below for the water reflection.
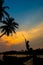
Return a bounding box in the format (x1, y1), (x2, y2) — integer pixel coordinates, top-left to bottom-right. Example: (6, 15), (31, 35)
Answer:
(6, 54), (28, 57)
(0, 54), (3, 61)
(0, 54), (43, 65)
(0, 54), (43, 61)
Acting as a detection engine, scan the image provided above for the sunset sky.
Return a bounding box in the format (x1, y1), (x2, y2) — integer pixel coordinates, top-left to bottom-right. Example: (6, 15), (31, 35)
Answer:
(0, 0), (43, 52)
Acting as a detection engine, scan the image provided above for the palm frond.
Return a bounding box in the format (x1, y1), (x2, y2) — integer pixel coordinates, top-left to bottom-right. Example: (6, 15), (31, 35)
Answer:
(1, 28), (5, 33)
(0, 12), (4, 21)
(3, 10), (9, 17)
(1, 20), (8, 24)
(0, 25), (7, 29)
(0, 17), (19, 37)
(0, 0), (9, 20)
(0, 0), (4, 6)
(13, 22), (19, 26)
(3, 6), (10, 9)
(14, 25), (19, 28)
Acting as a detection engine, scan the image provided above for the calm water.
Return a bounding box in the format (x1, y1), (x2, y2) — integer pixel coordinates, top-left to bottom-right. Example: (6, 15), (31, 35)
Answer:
(0, 54), (28, 61)
(0, 54), (43, 65)
(0, 54), (33, 65)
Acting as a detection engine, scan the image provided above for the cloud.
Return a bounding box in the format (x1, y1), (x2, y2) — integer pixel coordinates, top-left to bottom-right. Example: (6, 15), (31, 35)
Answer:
(0, 22), (43, 51)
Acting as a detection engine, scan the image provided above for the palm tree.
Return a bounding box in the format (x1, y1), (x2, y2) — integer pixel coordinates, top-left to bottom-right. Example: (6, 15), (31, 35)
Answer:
(0, 17), (19, 37)
(0, 0), (9, 21)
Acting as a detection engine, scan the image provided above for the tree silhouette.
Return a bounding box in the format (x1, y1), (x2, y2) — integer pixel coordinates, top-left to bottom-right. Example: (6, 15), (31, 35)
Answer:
(0, 0), (9, 21)
(0, 17), (19, 37)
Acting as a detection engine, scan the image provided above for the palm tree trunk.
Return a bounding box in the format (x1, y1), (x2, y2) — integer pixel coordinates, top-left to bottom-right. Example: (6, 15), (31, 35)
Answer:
(0, 32), (6, 38)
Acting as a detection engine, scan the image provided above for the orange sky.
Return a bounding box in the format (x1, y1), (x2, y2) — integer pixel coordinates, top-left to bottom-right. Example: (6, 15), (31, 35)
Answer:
(0, 22), (43, 51)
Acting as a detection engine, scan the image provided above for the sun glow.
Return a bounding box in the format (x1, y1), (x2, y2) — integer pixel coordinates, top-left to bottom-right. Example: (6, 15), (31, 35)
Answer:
(0, 31), (29, 46)
(0, 22), (43, 47)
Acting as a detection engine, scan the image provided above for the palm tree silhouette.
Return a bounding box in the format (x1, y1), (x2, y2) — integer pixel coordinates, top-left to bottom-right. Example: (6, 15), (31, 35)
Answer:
(0, 17), (19, 37)
(0, 0), (9, 21)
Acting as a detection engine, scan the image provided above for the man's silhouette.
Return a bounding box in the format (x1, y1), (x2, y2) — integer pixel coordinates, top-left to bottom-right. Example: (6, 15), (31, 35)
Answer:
(22, 34), (30, 51)
(25, 39), (30, 51)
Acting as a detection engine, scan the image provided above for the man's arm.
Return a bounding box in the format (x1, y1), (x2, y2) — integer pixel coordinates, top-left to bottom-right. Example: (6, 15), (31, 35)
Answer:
(25, 39), (27, 43)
